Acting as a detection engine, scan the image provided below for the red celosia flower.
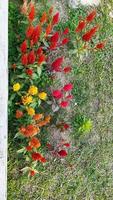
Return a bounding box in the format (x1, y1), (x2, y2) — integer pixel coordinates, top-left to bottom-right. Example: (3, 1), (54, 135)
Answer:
(63, 83), (73, 91)
(51, 57), (64, 71)
(26, 146), (32, 151)
(52, 12), (60, 25)
(28, 2), (35, 22)
(28, 50), (36, 64)
(63, 28), (69, 35)
(46, 23), (52, 37)
(63, 66), (72, 73)
(52, 90), (63, 99)
(82, 25), (99, 41)
(49, 42), (57, 50)
(86, 10), (96, 23)
(61, 38), (69, 45)
(32, 152), (42, 161)
(63, 123), (70, 129)
(58, 150), (68, 157)
(60, 101), (69, 108)
(40, 157), (47, 163)
(63, 143), (70, 148)
(49, 6), (53, 15)
(21, 54), (28, 66)
(26, 68), (33, 76)
(16, 110), (23, 119)
(20, 40), (27, 53)
(32, 25), (42, 44)
(36, 47), (43, 55)
(29, 170), (36, 176)
(26, 25), (34, 38)
(75, 20), (86, 33)
(50, 32), (60, 43)
(95, 42), (105, 49)
(40, 11), (47, 24)
(66, 94), (73, 100)
(38, 54), (46, 65)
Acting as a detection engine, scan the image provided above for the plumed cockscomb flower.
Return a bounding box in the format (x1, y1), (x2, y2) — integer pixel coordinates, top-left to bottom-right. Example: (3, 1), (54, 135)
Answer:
(63, 66), (72, 73)
(60, 101), (69, 108)
(63, 83), (73, 91)
(28, 2), (35, 22)
(52, 12), (60, 25)
(28, 50), (36, 64)
(82, 25), (99, 41)
(51, 57), (64, 71)
(86, 10), (96, 23)
(26, 25), (34, 38)
(75, 20), (86, 33)
(21, 54), (28, 66)
(95, 42), (106, 49)
(58, 150), (68, 157)
(50, 32), (60, 43)
(63, 143), (71, 148)
(63, 27), (69, 35)
(20, 40), (27, 53)
(26, 69), (33, 76)
(52, 90), (63, 99)
(46, 23), (52, 37)
(38, 54), (46, 65)
(61, 38), (69, 45)
(40, 11), (47, 24)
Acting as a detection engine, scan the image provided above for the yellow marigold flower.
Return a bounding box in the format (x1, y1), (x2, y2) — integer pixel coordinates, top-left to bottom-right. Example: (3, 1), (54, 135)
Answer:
(28, 85), (38, 95)
(13, 83), (21, 92)
(27, 107), (35, 116)
(22, 95), (33, 105)
(38, 92), (47, 100)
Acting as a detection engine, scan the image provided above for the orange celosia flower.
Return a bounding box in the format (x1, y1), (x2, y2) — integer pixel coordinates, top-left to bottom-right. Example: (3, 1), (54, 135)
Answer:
(21, 0), (28, 15)
(49, 6), (53, 15)
(33, 114), (43, 121)
(40, 12), (47, 24)
(37, 120), (47, 127)
(29, 137), (41, 148)
(46, 23), (52, 37)
(20, 124), (40, 137)
(16, 110), (23, 119)
(45, 116), (51, 123)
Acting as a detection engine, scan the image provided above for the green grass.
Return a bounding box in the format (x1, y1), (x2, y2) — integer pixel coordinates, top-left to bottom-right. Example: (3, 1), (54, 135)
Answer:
(8, 1), (113, 199)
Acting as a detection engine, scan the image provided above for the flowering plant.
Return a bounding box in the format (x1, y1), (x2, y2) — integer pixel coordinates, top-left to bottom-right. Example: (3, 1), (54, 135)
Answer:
(9, 1), (105, 176)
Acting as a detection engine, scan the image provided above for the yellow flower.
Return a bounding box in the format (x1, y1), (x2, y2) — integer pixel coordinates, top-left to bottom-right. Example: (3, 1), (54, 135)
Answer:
(22, 95), (33, 105)
(28, 86), (38, 95)
(13, 83), (21, 92)
(27, 107), (35, 116)
(38, 92), (47, 100)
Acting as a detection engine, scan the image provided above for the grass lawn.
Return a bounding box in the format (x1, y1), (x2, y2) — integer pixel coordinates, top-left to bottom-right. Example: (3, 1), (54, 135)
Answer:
(8, 1), (113, 199)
